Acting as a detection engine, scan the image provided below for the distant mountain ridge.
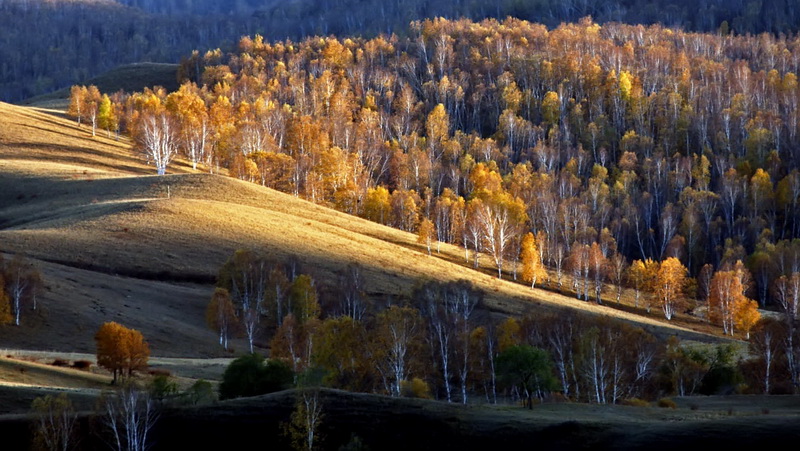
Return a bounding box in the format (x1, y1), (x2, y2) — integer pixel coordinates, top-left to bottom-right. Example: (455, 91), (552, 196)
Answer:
(3, 0), (798, 103)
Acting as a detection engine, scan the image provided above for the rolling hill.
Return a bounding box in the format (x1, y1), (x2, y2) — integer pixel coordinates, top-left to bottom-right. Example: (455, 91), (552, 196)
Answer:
(0, 101), (721, 361)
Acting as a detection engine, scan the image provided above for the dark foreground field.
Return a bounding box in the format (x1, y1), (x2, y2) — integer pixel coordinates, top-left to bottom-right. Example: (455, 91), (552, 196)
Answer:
(2, 389), (800, 450)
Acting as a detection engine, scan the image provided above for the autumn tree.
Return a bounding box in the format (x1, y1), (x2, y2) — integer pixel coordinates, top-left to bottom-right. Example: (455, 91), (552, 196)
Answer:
(629, 259), (657, 311)
(655, 257), (687, 320)
(773, 272), (800, 321)
(289, 274), (320, 325)
(588, 242), (608, 304)
(205, 287), (237, 350)
(217, 249), (269, 353)
(471, 192), (527, 278)
(85, 85), (102, 137)
(735, 297), (760, 339)
(95, 322), (150, 383)
(284, 389), (324, 451)
(98, 94), (118, 138)
(417, 217), (436, 255)
(129, 88), (179, 175)
(608, 252), (628, 303)
(68, 85), (87, 126)
(709, 270), (746, 335)
(372, 306), (424, 397)
(520, 232), (547, 289)
(312, 316), (369, 391)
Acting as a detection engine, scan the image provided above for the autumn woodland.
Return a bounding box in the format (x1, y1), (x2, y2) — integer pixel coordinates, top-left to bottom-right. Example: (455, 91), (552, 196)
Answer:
(4, 1), (800, 450)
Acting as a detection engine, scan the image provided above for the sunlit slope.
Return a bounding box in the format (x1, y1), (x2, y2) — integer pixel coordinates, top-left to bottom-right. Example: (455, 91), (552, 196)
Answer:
(0, 102), (717, 356)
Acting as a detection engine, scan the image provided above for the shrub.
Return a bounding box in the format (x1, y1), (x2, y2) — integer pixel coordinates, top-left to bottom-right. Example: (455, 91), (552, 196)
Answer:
(149, 374), (179, 403)
(622, 398), (651, 407)
(72, 360), (92, 370)
(657, 398), (677, 409)
(51, 358), (69, 367)
(184, 379), (216, 405)
(148, 368), (172, 377)
(400, 378), (432, 399)
(219, 354), (294, 400)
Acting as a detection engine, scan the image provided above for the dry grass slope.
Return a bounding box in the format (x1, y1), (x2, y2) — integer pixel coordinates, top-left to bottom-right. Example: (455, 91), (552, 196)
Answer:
(0, 101), (722, 361)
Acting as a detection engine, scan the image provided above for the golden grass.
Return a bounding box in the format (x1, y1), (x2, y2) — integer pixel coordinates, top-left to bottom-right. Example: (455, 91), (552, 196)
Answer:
(0, 100), (725, 362)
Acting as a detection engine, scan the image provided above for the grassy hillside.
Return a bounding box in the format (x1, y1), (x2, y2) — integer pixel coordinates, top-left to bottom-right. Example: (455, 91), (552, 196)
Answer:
(0, 101), (721, 361)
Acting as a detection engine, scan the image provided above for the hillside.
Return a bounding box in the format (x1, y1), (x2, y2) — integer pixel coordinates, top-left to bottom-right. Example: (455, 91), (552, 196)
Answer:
(0, 101), (721, 360)
(21, 62), (179, 110)
(4, 388), (800, 450)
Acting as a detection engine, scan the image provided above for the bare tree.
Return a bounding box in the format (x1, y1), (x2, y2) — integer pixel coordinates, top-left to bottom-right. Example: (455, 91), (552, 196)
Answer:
(103, 386), (158, 451)
(4, 255), (41, 326)
(31, 393), (77, 451)
(338, 263), (367, 321)
(135, 111), (179, 176)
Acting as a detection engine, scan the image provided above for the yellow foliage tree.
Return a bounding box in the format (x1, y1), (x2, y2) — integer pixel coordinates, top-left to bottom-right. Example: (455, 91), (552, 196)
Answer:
(417, 218), (435, 255)
(628, 258), (657, 311)
(734, 298), (760, 339)
(497, 317), (521, 352)
(363, 186), (392, 224)
(709, 270), (745, 335)
(520, 232), (547, 289)
(655, 257), (688, 320)
(97, 94), (118, 138)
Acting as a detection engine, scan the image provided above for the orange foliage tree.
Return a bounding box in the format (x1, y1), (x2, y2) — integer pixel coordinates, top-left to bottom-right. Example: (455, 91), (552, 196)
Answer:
(95, 322), (150, 383)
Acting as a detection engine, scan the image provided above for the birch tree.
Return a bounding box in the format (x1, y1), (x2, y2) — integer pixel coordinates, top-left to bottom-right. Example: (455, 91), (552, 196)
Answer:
(31, 393), (77, 451)
(217, 249), (270, 353)
(206, 287), (237, 350)
(103, 385), (158, 451)
(130, 90), (179, 175)
(4, 255), (41, 326)
(373, 306), (423, 397)
(655, 257), (687, 320)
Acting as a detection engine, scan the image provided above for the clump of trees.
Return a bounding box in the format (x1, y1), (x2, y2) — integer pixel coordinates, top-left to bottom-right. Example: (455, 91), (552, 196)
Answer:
(95, 322), (150, 383)
(210, 250), (773, 404)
